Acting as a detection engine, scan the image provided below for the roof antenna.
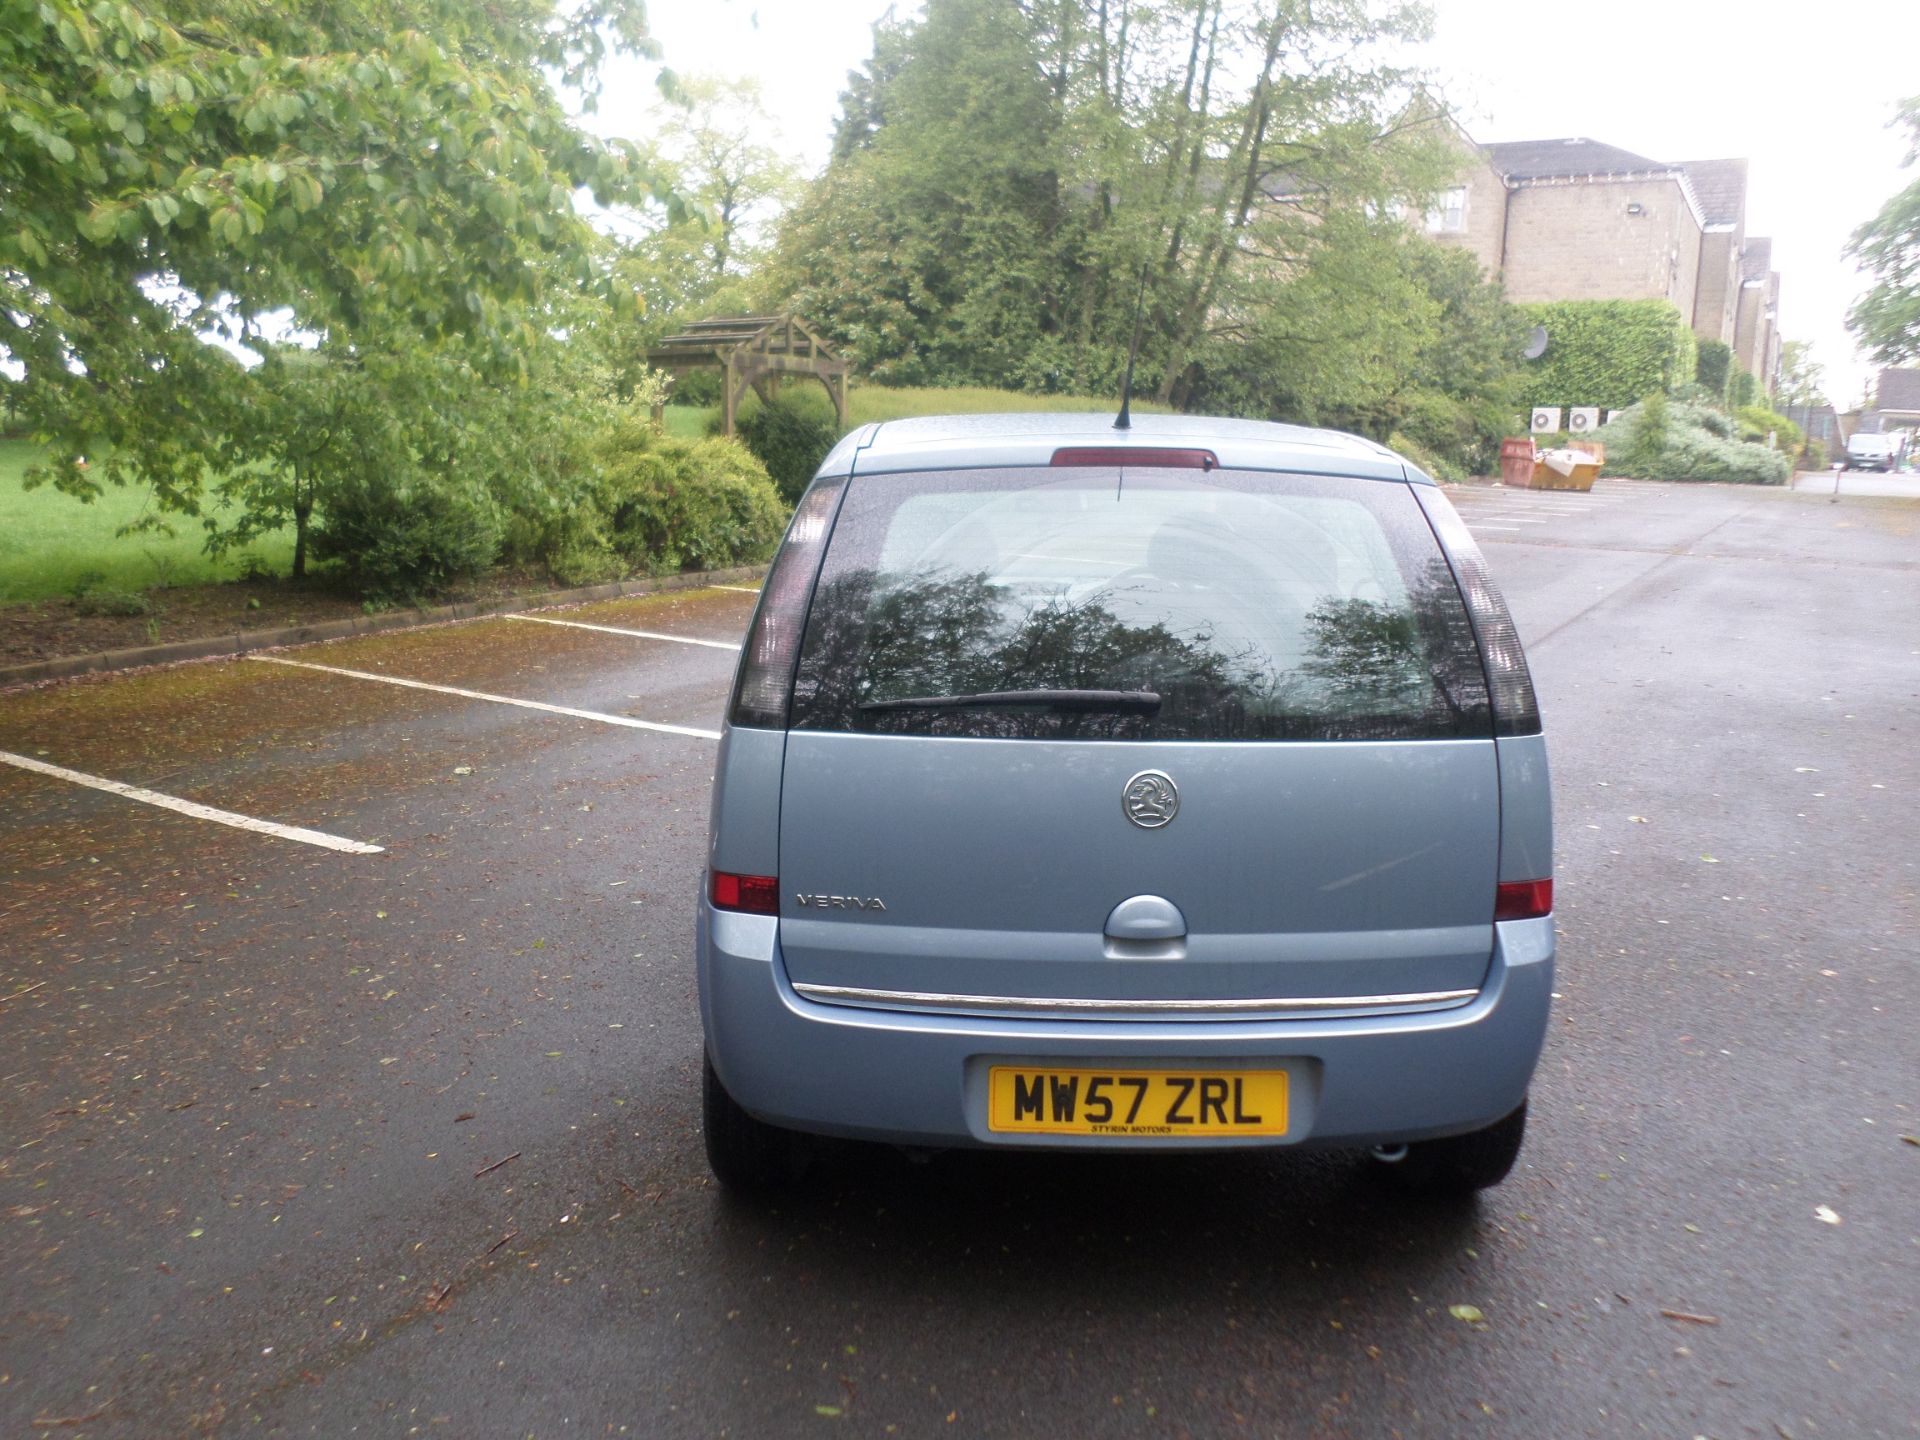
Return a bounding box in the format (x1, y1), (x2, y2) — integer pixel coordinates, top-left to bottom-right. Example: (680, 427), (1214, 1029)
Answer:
(1113, 266), (1150, 431)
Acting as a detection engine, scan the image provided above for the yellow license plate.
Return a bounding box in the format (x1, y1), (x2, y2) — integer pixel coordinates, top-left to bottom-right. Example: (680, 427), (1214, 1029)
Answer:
(987, 1066), (1288, 1137)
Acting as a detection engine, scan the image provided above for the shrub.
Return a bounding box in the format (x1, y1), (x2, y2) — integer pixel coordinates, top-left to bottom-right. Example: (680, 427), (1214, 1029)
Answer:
(1694, 405), (1734, 440)
(1631, 392), (1670, 470)
(1520, 299), (1697, 411)
(1695, 340), (1733, 399)
(733, 399), (840, 504)
(1387, 431), (1464, 483)
(65, 569), (108, 601)
(1735, 405), (1803, 453)
(74, 588), (152, 616)
(534, 513), (625, 588)
(313, 471), (504, 601)
(1595, 399), (1791, 485)
(63, 567), (150, 615)
(591, 414), (787, 574)
(1391, 390), (1514, 479)
(1801, 438), (1828, 470)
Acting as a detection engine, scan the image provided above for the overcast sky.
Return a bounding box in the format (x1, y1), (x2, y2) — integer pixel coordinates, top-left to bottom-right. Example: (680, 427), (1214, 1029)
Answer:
(609, 0), (1920, 407)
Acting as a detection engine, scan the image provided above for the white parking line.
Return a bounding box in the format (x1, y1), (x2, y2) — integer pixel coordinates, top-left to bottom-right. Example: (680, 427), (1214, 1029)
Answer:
(250, 657), (722, 741)
(1459, 503), (1582, 514)
(0, 750), (384, 854)
(714, 585), (761, 593)
(507, 614), (740, 651)
(1467, 524), (1523, 531)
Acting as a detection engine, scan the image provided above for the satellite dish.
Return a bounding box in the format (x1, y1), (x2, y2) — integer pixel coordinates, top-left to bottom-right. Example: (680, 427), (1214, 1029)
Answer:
(1522, 326), (1549, 361)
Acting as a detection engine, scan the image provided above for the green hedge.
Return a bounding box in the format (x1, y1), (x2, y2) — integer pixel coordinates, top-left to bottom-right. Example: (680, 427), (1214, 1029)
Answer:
(1521, 300), (1698, 411)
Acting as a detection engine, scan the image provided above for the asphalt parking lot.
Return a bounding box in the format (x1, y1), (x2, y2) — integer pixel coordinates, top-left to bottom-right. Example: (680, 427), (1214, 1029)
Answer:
(2, 481), (1916, 1438)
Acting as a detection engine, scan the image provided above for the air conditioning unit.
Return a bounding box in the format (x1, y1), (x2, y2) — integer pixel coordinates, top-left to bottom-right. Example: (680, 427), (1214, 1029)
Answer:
(1568, 407), (1601, 433)
(1530, 407), (1561, 434)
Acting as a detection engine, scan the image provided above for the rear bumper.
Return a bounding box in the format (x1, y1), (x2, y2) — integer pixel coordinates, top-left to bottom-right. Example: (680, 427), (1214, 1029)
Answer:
(697, 901), (1554, 1151)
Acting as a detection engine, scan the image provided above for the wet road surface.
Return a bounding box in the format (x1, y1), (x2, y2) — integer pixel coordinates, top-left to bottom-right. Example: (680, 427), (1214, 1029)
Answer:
(1, 485), (1916, 1438)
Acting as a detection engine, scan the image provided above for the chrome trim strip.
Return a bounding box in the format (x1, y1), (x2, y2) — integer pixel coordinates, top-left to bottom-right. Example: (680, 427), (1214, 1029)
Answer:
(790, 983), (1480, 1019)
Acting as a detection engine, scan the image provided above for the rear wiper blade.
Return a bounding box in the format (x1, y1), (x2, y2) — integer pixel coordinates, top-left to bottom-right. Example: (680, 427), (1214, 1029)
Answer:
(859, 688), (1162, 715)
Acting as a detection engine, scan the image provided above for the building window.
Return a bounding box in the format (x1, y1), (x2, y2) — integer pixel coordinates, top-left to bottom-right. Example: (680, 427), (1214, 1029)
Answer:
(1425, 186), (1468, 234)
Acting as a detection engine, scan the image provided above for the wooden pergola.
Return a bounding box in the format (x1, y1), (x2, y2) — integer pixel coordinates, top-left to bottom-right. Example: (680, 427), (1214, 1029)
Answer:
(646, 314), (848, 435)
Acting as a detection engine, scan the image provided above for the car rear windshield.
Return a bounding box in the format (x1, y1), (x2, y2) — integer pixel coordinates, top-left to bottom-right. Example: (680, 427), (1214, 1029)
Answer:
(789, 466), (1493, 741)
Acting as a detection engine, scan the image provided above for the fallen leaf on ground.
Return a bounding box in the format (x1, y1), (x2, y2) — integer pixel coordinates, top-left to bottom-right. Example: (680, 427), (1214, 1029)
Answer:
(1448, 1304), (1485, 1323)
(452, 766), (474, 776)
(1814, 1205), (1841, 1225)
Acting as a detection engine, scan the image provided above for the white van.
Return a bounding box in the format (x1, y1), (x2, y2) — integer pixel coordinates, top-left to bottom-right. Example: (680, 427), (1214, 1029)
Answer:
(1844, 433), (1898, 472)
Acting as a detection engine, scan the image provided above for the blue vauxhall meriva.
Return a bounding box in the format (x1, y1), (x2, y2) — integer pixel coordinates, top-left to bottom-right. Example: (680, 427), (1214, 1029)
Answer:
(697, 414), (1553, 1195)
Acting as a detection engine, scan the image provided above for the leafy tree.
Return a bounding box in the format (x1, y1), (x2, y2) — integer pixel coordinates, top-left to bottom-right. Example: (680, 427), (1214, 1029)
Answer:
(207, 319), (622, 583)
(652, 76), (801, 284)
(1186, 216), (1524, 472)
(0, 0), (672, 518)
(1775, 340), (1826, 409)
(771, 0), (1452, 399)
(603, 77), (803, 405)
(1847, 96), (1920, 365)
(1189, 213), (1441, 426)
(209, 348), (403, 581)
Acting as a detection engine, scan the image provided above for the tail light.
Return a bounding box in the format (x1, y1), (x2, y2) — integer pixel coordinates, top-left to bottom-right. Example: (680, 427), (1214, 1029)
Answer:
(1494, 878), (1553, 921)
(1413, 487), (1542, 737)
(729, 478), (846, 728)
(711, 871), (779, 915)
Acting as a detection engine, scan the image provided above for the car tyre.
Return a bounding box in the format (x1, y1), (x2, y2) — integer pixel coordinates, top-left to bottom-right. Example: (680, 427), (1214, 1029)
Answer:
(703, 1051), (808, 1192)
(1372, 1100), (1528, 1196)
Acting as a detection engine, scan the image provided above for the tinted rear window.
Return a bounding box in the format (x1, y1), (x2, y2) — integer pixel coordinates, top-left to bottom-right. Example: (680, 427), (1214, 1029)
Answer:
(789, 467), (1491, 741)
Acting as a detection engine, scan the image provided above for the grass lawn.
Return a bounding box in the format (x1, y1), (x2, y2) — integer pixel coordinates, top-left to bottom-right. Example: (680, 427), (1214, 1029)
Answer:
(0, 440), (293, 603)
(659, 381), (1168, 439)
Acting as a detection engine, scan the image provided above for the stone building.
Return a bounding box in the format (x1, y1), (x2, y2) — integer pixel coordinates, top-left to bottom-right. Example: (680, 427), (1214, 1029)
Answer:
(1678, 157), (1747, 347)
(1426, 134), (1782, 394)
(1733, 239), (1781, 388)
(1855, 368), (1920, 435)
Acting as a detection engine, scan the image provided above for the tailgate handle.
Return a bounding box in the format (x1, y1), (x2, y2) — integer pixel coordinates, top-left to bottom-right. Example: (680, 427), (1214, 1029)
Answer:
(1104, 895), (1187, 941)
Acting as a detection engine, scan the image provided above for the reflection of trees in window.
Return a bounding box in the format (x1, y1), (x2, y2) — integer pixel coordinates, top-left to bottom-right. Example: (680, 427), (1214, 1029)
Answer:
(1300, 597), (1427, 704)
(1301, 556), (1488, 727)
(791, 565), (1491, 741)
